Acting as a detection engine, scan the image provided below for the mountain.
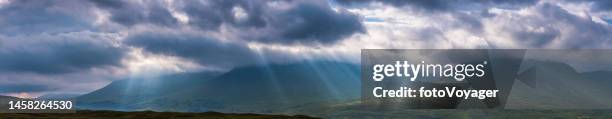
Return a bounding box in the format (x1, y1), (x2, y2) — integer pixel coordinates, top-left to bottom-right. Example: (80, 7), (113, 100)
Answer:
(37, 93), (83, 100)
(0, 95), (22, 112)
(505, 61), (612, 109)
(581, 70), (612, 86)
(286, 61), (612, 118)
(77, 61), (360, 113)
(0, 95), (21, 102)
(77, 71), (221, 110)
(70, 60), (612, 117)
(0, 95), (16, 98)
(0, 95), (20, 101)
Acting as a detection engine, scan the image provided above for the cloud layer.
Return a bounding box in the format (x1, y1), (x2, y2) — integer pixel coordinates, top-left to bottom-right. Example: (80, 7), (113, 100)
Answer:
(0, 32), (125, 74)
(91, 0), (365, 44)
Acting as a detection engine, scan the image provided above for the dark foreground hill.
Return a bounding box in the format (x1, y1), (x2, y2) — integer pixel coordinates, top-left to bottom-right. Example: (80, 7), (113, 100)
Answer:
(0, 110), (319, 119)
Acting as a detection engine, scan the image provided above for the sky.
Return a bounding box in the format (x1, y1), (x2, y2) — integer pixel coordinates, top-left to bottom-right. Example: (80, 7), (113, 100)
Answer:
(0, 0), (611, 98)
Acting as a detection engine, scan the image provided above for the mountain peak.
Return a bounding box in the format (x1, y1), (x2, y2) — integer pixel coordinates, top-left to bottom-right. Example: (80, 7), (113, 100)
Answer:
(77, 61), (360, 112)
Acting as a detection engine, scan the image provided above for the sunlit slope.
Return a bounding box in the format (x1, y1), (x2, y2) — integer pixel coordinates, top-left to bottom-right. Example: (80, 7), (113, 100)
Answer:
(77, 72), (221, 110)
(77, 61), (360, 112)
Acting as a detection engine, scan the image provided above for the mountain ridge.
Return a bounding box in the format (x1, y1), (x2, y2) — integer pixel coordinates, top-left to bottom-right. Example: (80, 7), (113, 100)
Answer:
(76, 61), (360, 112)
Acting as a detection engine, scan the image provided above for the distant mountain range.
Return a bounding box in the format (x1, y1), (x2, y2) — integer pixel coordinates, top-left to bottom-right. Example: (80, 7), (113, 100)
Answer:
(0, 95), (22, 112)
(76, 70), (222, 111)
(37, 93), (83, 100)
(500, 61), (612, 109)
(74, 60), (612, 117)
(0, 95), (20, 100)
(76, 61), (360, 113)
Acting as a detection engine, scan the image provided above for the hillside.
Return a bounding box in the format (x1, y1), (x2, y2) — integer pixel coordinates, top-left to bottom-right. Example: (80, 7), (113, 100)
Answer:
(0, 95), (24, 113)
(77, 61), (360, 113)
(77, 71), (221, 110)
(74, 60), (612, 118)
(37, 93), (82, 100)
(505, 61), (612, 109)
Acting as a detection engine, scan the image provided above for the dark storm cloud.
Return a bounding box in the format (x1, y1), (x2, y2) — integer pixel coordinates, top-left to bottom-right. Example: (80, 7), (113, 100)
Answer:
(336, 0), (538, 11)
(181, 0), (267, 30)
(124, 33), (258, 69)
(565, 0), (612, 11)
(536, 3), (611, 48)
(123, 32), (304, 69)
(0, 84), (50, 93)
(592, 1), (612, 11)
(89, 0), (178, 27)
(0, 0), (128, 95)
(270, 3), (364, 44)
(90, 0), (364, 44)
(0, 0), (94, 35)
(481, 3), (612, 48)
(509, 3), (564, 47)
(506, 3), (611, 48)
(181, 0), (364, 44)
(451, 12), (485, 33)
(0, 33), (126, 74)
